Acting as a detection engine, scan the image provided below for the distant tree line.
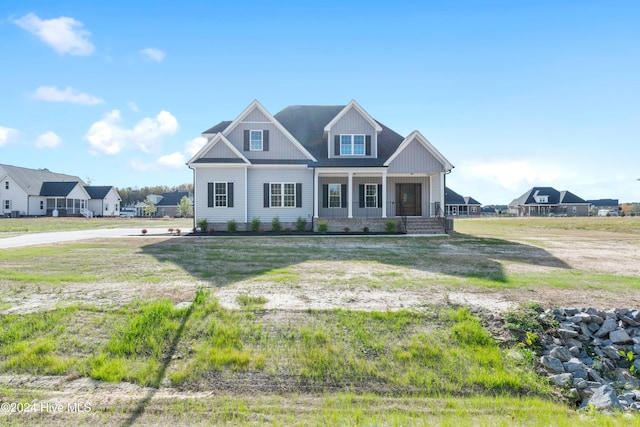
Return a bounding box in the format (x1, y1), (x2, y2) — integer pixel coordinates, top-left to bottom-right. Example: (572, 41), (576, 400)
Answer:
(117, 184), (193, 206)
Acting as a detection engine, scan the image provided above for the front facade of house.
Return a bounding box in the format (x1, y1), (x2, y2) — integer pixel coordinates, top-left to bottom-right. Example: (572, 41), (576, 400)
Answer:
(188, 101), (453, 233)
(445, 187), (481, 217)
(0, 164), (117, 218)
(509, 187), (590, 217)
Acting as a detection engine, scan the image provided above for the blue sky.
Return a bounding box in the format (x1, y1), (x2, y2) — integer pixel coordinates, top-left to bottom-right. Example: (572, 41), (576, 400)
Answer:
(1, 0), (638, 204)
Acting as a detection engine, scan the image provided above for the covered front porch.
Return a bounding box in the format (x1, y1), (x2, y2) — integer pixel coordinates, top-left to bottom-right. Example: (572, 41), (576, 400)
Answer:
(312, 168), (447, 233)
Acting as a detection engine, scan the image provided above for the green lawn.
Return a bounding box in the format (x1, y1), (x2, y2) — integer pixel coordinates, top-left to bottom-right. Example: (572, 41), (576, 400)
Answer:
(1, 217), (639, 425)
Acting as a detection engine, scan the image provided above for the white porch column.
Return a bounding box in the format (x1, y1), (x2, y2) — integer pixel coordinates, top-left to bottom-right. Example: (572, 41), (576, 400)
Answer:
(347, 171), (353, 218)
(313, 169), (319, 219)
(381, 170), (387, 218)
(439, 172), (446, 217)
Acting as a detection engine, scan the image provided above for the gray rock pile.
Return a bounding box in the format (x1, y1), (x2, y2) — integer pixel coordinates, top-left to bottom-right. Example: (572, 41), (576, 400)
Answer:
(538, 307), (640, 412)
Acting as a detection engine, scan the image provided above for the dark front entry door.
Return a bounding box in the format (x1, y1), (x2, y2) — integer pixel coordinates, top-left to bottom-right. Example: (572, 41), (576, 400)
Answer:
(396, 184), (422, 216)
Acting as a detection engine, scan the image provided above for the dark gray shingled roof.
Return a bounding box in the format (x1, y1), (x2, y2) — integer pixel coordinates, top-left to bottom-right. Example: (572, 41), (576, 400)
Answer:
(509, 187), (587, 207)
(39, 181), (80, 197)
(274, 105), (406, 166)
(157, 191), (190, 206)
(465, 196), (482, 205)
(202, 121), (232, 135)
(199, 105), (407, 167)
(587, 199), (619, 206)
(84, 186), (114, 199)
(445, 187), (466, 205)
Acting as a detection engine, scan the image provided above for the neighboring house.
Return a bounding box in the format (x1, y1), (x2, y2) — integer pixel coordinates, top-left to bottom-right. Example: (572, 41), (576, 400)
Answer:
(445, 187), (481, 216)
(188, 100), (454, 233)
(509, 187), (590, 217)
(86, 186), (122, 217)
(587, 199), (619, 214)
(156, 191), (190, 217)
(0, 163), (116, 218)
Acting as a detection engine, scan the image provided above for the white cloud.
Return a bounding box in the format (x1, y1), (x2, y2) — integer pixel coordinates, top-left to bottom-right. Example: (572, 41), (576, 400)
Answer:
(33, 86), (104, 105)
(157, 152), (186, 168)
(14, 13), (94, 56)
(140, 47), (165, 62)
(185, 136), (207, 158)
(35, 131), (62, 148)
(0, 126), (19, 147)
(85, 110), (179, 155)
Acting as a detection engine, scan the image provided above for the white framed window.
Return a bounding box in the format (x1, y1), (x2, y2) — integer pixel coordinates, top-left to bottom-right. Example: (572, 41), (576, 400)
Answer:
(4, 181), (8, 189)
(471, 206), (478, 213)
(250, 130), (263, 151)
(365, 184), (377, 208)
(340, 134), (366, 155)
(270, 183), (296, 208)
(3, 200), (11, 210)
(40, 201), (44, 210)
(215, 182), (228, 207)
(105, 204), (109, 211)
(572, 206), (577, 213)
(328, 184), (341, 208)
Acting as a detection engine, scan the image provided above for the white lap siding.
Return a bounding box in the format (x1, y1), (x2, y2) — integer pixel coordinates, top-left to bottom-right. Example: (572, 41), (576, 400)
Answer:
(247, 168), (313, 223)
(195, 167), (246, 224)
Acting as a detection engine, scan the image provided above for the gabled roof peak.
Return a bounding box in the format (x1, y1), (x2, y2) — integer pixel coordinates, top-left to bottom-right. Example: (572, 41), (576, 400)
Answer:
(323, 100), (383, 133)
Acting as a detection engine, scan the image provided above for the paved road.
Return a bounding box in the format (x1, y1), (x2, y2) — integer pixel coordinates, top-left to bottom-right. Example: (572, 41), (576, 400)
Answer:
(0, 228), (172, 249)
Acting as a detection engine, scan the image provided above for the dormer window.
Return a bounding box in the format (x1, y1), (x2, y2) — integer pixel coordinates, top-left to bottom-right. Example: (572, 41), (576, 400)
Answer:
(250, 130), (263, 151)
(340, 134), (365, 155)
(535, 195), (548, 203)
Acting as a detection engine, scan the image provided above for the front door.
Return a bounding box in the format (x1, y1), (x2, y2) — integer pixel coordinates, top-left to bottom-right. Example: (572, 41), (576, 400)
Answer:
(396, 184), (422, 216)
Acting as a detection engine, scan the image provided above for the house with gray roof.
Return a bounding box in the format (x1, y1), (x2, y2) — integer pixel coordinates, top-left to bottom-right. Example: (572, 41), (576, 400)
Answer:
(508, 187), (590, 217)
(188, 100), (454, 233)
(0, 164), (118, 217)
(86, 186), (122, 217)
(445, 187), (481, 216)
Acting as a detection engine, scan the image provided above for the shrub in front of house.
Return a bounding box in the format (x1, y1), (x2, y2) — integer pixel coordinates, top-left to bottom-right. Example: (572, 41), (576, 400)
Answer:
(385, 220), (397, 233)
(362, 226), (370, 233)
(251, 217), (261, 232)
(296, 216), (307, 232)
(227, 219), (237, 233)
(271, 216), (282, 232)
(318, 220), (328, 234)
(197, 219), (208, 233)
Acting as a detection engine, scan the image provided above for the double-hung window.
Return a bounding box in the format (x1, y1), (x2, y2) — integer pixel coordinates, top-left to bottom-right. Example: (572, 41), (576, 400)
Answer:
(3, 200), (11, 210)
(328, 184), (341, 208)
(364, 184), (377, 208)
(250, 130), (263, 151)
(270, 183), (296, 207)
(4, 181), (8, 189)
(215, 182), (228, 207)
(340, 134), (365, 155)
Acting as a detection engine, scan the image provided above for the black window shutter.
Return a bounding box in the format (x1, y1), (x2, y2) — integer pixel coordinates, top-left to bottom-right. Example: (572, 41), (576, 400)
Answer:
(243, 130), (250, 151)
(263, 130), (269, 151)
(334, 135), (340, 156)
(228, 183), (234, 208)
(207, 183), (214, 207)
(341, 184), (347, 208)
(322, 185), (328, 208)
(377, 184), (383, 208)
(296, 183), (302, 208)
(359, 184), (365, 208)
(263, 183), (270, 208)
(366, 135), (371, 156)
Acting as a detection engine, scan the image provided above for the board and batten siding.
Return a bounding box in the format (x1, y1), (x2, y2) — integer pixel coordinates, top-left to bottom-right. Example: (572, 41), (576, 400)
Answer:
(246, 168), (313, 222)
(202, 140), (240, 159)
(194, 167), (246, 223)
(328, 108), (377, 159)
(386, 140), (445, 174)
(225, 115), (309, 161)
